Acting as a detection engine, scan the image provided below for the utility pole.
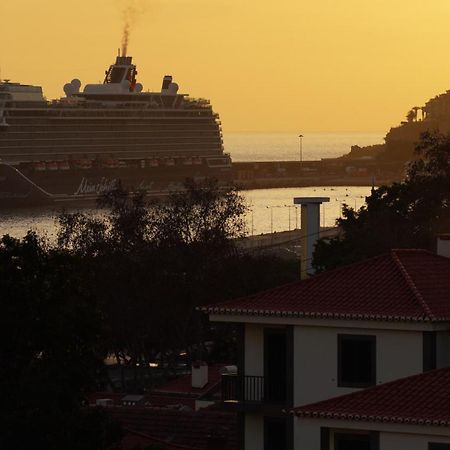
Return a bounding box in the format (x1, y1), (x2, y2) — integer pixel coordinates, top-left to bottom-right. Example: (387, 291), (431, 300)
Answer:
(298, 134), (304, 162)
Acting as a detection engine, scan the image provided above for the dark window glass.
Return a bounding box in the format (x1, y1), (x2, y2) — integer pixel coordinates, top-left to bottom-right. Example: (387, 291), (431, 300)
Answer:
(338, 335), (376, 387)
(264, 330), (287, 402)
(423, 332), (437, 372)
(429, 444), (450, 450)
(264, 417), (287, 450)
(335, 433), (370, 450)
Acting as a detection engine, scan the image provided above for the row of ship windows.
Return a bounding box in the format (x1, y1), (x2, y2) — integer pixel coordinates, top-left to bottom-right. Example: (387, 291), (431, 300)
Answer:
(0, 138), (222, 147)
(0, 131), (221, 140)
(5, 110), (215, 118)
(0, 142), (223, 153)
(4, 119), (220, 126)
(3, 124), (220, 133)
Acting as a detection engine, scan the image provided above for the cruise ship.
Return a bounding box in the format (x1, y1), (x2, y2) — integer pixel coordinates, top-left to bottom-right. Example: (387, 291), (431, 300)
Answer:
(0, 54), (231, 208)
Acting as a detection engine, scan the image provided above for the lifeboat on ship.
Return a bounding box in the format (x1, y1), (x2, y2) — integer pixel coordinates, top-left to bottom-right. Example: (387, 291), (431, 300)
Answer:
(102, 159), (119, 169)
(149, 158), (159, 167)
(193, 157), (202, 165)
(34, 161), (46, 172)
(46, 161), (58, 171)
(74, 159), (92, 169)
(58, 161), (70, 170)
(183, 157), (193, 166)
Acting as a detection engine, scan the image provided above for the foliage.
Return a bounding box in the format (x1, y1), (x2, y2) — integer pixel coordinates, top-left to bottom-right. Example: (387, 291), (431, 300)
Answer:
(0, 232), (122, 450)
(313, 131), (450, 271)
(55, 180), (253, 374)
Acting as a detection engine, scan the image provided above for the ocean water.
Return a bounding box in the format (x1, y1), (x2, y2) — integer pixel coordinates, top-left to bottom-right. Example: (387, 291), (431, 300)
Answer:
(224, 132), (384, 162)
(0, 185), (371, 239)
(0, 133), (380, 238)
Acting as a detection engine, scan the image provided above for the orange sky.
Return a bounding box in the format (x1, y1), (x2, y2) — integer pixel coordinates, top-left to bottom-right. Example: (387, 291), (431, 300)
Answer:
(2, 0), (450, 133)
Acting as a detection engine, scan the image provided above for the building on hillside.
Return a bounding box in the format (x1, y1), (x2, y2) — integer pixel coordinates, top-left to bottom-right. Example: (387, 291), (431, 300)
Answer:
(89, 363), (237, 450)
(201, 248), (450, 450)
(112, 407), (237, 450)
(293, 366), (450, 449)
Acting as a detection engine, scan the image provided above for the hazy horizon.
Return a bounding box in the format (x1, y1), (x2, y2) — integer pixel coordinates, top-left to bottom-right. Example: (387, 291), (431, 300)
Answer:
(2, 0), (449, 133)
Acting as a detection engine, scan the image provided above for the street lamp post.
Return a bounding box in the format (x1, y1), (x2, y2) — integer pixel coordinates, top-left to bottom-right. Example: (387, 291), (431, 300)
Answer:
(298, 134), (304, 163)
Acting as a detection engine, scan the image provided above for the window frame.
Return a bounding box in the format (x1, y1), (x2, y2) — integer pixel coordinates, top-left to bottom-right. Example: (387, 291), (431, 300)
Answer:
(337, 334), (376, 388)
(429, 444), (450, 450)
(333, 431), (379, 450)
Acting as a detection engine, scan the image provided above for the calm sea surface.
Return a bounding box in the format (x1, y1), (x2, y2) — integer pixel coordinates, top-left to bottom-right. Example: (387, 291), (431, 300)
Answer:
(0, 133), (382, 238)
(224, 132), (384, 161)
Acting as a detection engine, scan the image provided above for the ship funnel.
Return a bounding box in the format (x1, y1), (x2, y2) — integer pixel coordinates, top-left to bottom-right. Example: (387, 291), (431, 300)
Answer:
(116, 56), (133, 66)
(161, 75), (172, 91)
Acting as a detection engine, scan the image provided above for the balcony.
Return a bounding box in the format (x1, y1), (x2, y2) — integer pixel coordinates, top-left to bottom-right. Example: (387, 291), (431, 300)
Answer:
(221, 374), (287, 410)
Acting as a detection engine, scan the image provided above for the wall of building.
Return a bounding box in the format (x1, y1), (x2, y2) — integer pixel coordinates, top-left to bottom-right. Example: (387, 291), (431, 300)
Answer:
(244, 323), (264, 377)
(380, 432), (450, 450)
(295, 420), (321, 450)
(293, 325), (424, 405)
(245, 413), (264, 450)
(295, 419), (450, 450)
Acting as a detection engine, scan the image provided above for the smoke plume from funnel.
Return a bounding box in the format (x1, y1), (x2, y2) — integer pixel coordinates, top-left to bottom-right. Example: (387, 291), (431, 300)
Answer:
(120, 1), (147, 57)
(121, 7), (133, 56)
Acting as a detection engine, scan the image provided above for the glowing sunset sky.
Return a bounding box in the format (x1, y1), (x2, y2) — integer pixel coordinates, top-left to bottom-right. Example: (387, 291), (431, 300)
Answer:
(1, 0), (450, 133)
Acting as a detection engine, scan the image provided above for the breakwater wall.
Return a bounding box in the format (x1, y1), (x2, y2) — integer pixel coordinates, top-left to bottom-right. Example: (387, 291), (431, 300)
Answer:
(237, 227), (339, 252)
(231, 160), (402, 189)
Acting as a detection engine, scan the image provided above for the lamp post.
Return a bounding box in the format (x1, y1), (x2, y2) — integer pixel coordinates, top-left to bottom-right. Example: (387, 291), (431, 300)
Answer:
(284, 205), (297, 231)
(298, 134), (304, 163)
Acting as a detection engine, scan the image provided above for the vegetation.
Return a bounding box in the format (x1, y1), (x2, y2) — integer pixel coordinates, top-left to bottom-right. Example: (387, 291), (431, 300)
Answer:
(313, 131), (450, 271)
(0, 179), (298, 448)
(0, 232), (122, 450)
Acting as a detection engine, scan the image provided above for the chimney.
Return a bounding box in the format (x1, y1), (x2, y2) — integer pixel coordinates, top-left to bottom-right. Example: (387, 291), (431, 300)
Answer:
(294, 197), (330, 280)
(191, 361), (208, 389)
(437, 234), (450, 259)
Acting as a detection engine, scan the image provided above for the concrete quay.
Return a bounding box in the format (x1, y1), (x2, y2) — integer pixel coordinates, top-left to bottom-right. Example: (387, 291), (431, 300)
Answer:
(231, 160), (402, 189)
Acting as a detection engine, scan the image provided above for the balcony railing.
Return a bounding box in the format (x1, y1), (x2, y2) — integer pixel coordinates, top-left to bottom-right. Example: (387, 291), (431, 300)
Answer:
(221, 374), (286, 404)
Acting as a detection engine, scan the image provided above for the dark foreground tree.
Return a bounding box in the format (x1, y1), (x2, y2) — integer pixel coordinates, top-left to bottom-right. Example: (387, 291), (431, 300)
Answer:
(56, 179), (298, 384)
(313, 131), (450, 271)
(0, 232), (122, 450)
(56, 180), (248, 377)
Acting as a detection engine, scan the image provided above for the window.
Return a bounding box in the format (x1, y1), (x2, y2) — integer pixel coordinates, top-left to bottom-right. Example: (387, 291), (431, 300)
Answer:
(264, 417), (287, 450)
(334, 433), (371, 450)
(338, 335), (376, 388)
(429, 444), (450, 450)
(321, 430), (379, 450)
(423, 332), (437, 372)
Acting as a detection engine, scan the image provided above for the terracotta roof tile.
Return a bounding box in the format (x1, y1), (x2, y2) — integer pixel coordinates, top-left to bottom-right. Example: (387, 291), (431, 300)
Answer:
(154, 365), (223, 397)
(202, 250), (450, 322)
(293, 366), (450, 427)
(110, 406), (237, 450)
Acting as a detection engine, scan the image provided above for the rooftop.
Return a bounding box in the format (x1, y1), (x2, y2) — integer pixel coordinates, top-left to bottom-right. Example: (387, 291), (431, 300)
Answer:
(293, 366), (450, 427)
(111, 406), (237, 450)
(154, 365), (223, 398)
(202, 249), (450, 323)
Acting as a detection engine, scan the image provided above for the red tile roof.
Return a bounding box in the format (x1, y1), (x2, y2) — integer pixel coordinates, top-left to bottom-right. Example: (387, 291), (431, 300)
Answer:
(202, 250), (450, 322)
(293, 366), (450, 427)
(110, 406), (237, 450)
(122, 429), (199, 450)
(87, 391), (196, 410)
(154, 365), (223, 397)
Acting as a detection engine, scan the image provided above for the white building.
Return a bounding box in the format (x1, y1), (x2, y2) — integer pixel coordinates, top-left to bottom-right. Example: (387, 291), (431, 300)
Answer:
(294, 366), (450, 450)
(203, 249), (450, 450)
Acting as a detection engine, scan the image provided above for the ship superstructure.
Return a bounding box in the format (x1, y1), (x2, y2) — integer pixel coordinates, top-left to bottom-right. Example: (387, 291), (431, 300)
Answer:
(0, 55), (231, 206)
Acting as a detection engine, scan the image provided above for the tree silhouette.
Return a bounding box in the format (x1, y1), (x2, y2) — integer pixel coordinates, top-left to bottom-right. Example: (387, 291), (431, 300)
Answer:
(313, 131), (450, 271)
